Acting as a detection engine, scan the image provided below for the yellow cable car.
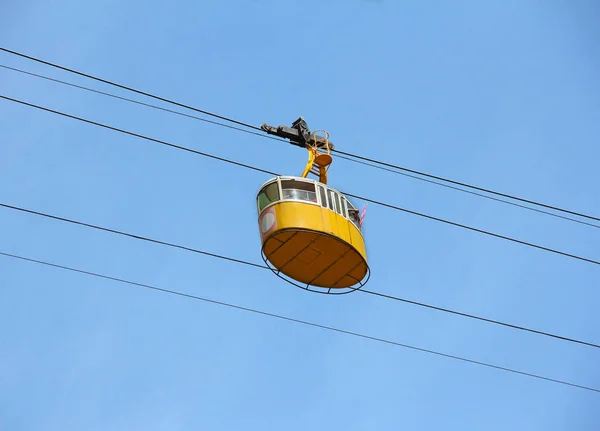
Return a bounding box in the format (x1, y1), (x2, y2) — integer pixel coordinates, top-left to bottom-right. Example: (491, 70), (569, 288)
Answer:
(257, 118), (370, 294)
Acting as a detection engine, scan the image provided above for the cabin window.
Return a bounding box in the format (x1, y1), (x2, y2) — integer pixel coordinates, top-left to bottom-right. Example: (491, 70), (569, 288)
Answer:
(346, 199), (361, 229)
(341, 197), (348, 218)
(281, 179), (317, 203)
(326, 189), (335, 211)
(318, 186), (327, 208)
(334, 193), (342, 215)
(348, 209), (360, 228)
(257, 182), (280, 212)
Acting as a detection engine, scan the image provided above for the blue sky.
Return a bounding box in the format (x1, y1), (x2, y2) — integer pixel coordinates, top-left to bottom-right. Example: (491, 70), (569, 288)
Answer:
(1, 0), (599, 429)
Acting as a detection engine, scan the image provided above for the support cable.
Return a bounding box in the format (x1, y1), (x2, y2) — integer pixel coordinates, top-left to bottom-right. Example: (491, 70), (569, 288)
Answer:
(1, 250), (598, 394)
(0, 201), (598, 350)
(2, 46), (597, 224)
(2, 94), (597, 268)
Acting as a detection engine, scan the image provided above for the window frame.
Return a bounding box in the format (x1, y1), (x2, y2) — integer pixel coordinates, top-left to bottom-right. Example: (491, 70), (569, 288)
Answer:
(334, 193), (342, 215)
(326, 189), (335, 211)
(280, 178), (318, 205)
(318, 185), (327, 208)
(256, 179), (281, 213)
(345, 198), (361, 230)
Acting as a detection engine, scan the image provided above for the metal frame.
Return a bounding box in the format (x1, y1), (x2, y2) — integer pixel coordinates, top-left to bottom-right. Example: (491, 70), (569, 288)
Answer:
(260, 227), (371, 295)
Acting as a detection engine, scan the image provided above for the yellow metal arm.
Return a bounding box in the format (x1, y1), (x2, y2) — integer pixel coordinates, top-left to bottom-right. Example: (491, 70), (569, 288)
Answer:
(301, 131), (332, 184)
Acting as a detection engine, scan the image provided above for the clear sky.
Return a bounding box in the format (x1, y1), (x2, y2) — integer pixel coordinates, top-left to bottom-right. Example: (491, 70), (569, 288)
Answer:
(1, 0), (599, 429)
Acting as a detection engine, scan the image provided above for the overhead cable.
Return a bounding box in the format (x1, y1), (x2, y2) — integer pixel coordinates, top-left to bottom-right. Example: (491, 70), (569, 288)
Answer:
(0, 64), (286, 143)
(2, 94), (598, 268)
(0, 202), (269, 270)
(333, 148), (600, 224)
(1, 201), (598, 350)
(2, 46), (598, 224)
(331, 153), (600, 229)
(0, 47), (261, 131)
(360, 289), (600, 349)
(1, 250), (598, 394)
(3, 63), (597, 229)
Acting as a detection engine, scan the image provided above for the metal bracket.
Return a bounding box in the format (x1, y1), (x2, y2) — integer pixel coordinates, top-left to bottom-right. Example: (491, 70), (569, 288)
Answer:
(261, 117), (334, 150)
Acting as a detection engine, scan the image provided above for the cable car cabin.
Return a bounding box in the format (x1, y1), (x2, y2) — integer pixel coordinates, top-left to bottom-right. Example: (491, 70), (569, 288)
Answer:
(257, 176), (369, 292)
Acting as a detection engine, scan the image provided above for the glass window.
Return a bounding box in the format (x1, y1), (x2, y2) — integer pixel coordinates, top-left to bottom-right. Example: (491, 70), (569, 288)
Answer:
(281, 179), (317, 203)
(345, 198), (361, 229)
(326, 189), (335, 211)
(341, 197), (348, 218)
(318, 186), (327, 208)
(334, 193), (342, 215)
(348, 209), (360, 228)
(257, 182), (280, 212)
